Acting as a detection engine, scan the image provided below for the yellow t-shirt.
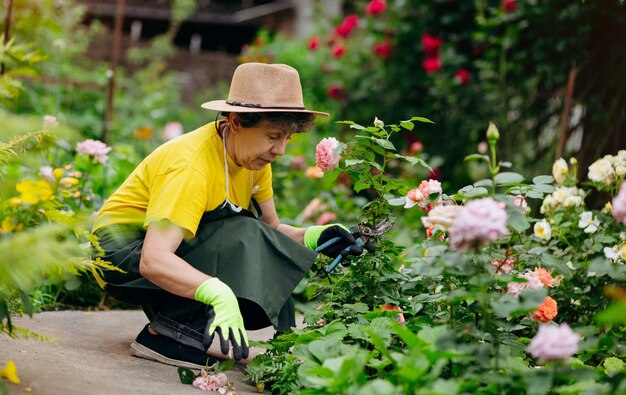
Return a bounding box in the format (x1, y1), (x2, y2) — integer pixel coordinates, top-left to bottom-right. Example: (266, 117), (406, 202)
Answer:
(93, 121), (273, 237)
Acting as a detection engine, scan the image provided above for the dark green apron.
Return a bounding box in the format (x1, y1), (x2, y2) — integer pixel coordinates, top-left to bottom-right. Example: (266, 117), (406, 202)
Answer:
(95, 203), (317, 332)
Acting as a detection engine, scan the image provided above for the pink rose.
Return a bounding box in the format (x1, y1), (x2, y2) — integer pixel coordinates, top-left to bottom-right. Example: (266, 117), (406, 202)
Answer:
(163, 122), (183, 141)
(507, 270), (544, 298)
(315, 137), (343, 172)
(492, 257), (515, 274)
(76, 139), (112, 164)
(366, 0), (386, 15)
(612, 182), (626, 225)
(449, 198), (509, 251)
(527, 323), (580, 363)
(317, 211), (337, 225)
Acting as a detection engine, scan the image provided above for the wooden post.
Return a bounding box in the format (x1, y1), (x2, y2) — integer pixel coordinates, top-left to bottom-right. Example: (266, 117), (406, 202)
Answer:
(101, 0), (125, 143)
(556, 67), (578, 159)
(1, 0), (14, 76)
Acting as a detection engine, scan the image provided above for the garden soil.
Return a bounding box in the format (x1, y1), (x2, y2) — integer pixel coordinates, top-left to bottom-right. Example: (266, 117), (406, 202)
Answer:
(1, 310), (286, 394)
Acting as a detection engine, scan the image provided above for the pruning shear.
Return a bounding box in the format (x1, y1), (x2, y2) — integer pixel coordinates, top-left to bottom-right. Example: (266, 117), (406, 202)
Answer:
(315, 218), (396, 273)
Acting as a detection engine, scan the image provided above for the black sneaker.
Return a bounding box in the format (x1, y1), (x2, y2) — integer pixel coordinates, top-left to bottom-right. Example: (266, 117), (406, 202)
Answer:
(130, 324), (223, 369)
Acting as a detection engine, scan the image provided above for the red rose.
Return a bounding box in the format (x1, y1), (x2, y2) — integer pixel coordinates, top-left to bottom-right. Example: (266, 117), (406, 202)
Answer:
(501, 0), (517, 13)
(455, 69), (470, 85)
(422, 57), (441, 73)
(421, 34), (443, 57)
(332, 44), (346, 58)
(365, 0), (386, 16)
(308, 36), (320, 50)
(372, 41), (391, 59)
(336, 15), (359, 38)
(327, 85), (347, 100)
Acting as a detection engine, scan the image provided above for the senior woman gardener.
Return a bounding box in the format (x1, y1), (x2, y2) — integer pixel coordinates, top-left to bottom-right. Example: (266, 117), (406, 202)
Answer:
(92, 63), (372, 369)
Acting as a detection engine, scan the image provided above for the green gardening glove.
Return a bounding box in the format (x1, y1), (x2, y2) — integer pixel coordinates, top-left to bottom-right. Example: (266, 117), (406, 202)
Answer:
(304, 223), (372, 262)
(194, 278), (249, 360)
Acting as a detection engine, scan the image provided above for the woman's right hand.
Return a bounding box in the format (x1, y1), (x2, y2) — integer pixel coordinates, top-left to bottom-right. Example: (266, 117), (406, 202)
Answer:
(194, 278), (249, 360)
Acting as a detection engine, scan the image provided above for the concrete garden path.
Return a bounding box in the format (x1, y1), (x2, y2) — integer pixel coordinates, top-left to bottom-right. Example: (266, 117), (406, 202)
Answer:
(1, 310), (280, 394)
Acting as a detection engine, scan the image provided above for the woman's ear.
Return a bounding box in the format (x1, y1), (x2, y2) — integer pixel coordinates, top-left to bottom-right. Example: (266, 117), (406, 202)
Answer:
(229, 114), (242, 133)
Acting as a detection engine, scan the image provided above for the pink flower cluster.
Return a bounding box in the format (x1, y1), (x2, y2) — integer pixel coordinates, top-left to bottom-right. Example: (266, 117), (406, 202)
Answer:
(612, 181), (626, 226)
(76, 139), (112, 164)
(448, 198), (508, 251)
(404, 179), (442, 211)
(315, 137), (343, 172)
(527, 323), (580, 363)
(506, 270), (545, 298)
(192, 371), (228, 392)
(163, 122), (183, 141)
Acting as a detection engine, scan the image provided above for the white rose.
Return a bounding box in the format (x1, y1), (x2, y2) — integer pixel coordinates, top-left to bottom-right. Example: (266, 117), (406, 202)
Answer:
(588, 157), (616, 185)
(534, 219), (552, 241)
(552, 158), (568, 184)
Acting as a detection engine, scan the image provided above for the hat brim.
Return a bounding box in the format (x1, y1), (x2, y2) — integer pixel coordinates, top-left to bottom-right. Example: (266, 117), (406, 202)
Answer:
(201, 100), (330, 117)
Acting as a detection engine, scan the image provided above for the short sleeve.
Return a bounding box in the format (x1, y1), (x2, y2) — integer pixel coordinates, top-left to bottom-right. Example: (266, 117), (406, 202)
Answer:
(253, 164), (273, 203)
(145, 166), (208, 237)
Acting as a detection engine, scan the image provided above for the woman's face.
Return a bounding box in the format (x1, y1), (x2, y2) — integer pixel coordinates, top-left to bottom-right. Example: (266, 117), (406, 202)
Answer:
(230, 120), (293, 170)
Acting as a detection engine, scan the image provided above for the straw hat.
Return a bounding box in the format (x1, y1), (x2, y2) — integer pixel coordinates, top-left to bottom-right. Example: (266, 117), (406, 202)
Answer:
(201, 63), (329, 117)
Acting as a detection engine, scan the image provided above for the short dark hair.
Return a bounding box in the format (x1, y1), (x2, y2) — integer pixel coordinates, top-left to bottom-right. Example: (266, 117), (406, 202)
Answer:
(222, 112), (316, 133)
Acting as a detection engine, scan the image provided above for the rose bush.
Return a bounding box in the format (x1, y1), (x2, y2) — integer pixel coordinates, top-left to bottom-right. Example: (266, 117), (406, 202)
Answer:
(246, 118), (626, 395)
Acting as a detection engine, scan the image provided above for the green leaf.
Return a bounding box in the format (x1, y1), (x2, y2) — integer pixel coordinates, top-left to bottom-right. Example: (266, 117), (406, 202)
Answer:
(177, 367), (197, 384)
(554, 380), (610, 394)
(387, 196), (406, 206)
(508, 209), (530, 232)
(533, 175), (554, 184)
(356, 379), (400, 395)
(350, 124), (367, 131)
(603, 357), (625, 376)
(19, 290), (33, 317)
(400, 121), (414, 131)
(345, 159), (365, 166)
(464, 154), (489, 162)
(595, 300), (626, 324)
(372, 138), (396, 150)
(474, 179), (493, 187)
(494, 172), (525, 185)
(532, 184), (555, 194)
(408, 116), (434, 124)
(354, 180), (371, 193)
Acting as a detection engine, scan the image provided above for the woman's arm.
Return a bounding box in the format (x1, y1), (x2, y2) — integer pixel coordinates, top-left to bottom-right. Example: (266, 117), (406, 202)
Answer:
(258, 197), (306, 243)
(139, 221), (211, 299)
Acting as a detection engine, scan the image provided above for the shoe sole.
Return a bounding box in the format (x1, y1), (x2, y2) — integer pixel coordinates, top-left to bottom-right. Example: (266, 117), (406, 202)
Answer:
(130, 341), (216, 370)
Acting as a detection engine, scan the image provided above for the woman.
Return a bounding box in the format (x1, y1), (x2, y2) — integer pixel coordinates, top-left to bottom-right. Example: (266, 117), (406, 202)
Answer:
(92, 63), (373, 369)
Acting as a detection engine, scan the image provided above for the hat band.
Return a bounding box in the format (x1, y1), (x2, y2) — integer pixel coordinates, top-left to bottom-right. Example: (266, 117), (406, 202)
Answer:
(226, 100), (306, 111)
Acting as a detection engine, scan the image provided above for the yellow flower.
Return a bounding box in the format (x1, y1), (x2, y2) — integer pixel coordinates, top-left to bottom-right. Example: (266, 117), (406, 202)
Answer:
(53, 168), (64, 180)
(60, 177), (79, 188)
(16, 180), (53, 205)
(0, 360), (20, 384)
(0, 217), (16, 233)
(621, 244), (626, 261)
(132, 125), (154, 141)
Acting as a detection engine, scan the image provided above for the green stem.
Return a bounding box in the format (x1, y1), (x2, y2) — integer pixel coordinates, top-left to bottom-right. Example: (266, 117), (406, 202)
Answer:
(74, 159), (94, 216)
